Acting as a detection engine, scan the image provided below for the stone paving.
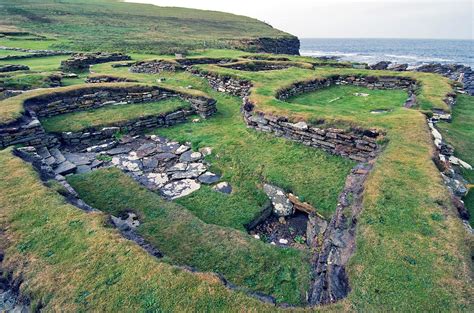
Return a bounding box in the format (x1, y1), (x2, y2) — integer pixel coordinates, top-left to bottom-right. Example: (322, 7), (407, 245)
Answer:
(28, 135), (231, 200)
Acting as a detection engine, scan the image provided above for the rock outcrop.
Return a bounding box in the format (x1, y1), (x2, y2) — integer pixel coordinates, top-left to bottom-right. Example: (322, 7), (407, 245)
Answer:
(229, 36), (300, 55)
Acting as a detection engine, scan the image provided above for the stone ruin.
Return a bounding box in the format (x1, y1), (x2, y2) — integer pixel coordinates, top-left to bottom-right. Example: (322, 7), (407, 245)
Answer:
(60, 52), (131, 72)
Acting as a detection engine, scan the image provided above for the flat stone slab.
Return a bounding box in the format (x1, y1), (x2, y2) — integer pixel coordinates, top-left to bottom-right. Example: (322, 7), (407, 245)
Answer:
(64, 152), (94, 166)
(54, 161), (77, 175)
(198, 172), (220, 184)
(161, 179), (201, 199)
(50, 148), (66, 164)
(263, 183), (294, 217)
(179, 151), (202, 162)
(154, 153), (177, 161)
(106, 147), (132, 155)
(167, 163), (188, 172)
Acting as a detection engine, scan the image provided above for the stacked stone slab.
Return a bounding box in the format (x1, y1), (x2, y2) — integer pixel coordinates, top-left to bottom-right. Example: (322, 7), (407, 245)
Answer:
(60, 52), (131, 71)
(242, 106), (379, 162)
(85, 75), (136, 84)
(0, 112), (56, 148)
(276, 75), (418, 100)
(219, 61), (294, 72)
(188, 69), (252, 97)
(59, 108), (194, 147)
(23, 85), (216, 119)
(0, 85), (217, 148)
(0, 64), (29, 72)
(130, 58), (237, 74)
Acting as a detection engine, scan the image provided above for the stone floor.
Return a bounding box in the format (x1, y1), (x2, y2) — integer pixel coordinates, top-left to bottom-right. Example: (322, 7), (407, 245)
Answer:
(31, 134), (231, 200)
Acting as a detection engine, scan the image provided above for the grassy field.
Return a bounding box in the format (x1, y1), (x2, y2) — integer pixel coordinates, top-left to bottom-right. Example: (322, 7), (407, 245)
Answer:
(41, 98), (191, 133)
(67, 168), (311, 305)
(437, 94), (474, 226)
(0, 0), (295, 53)
(287, 84), (408, 116)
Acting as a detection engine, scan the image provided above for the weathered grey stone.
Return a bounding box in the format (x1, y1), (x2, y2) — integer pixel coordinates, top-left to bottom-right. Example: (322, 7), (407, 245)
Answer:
(161, 179), (201, 199)
(198, 172), (220, 184)
(179, 151), (202, 162)
(76, 165), (92, 174)
(54, 161), (77, 175)
(106, 147), (132, 155)
(154, 153), (177, 161)
(263, 183), (294, 217)
(167, 163), (188, 172)
(213, 182), (232, 194)
(50, 148), (66, 164)
(64, 152), (93, 166)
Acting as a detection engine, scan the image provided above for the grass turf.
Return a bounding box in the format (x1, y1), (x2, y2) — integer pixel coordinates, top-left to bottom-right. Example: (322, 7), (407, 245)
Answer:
(41, 98), (191, 133)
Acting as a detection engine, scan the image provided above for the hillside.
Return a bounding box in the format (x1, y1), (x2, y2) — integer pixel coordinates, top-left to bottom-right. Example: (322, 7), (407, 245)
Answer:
(0, 0), (299, 54)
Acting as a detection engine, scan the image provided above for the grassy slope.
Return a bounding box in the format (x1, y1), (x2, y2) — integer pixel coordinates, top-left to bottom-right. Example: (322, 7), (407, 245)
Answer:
(41, 98), (191, 132)
(0, 0), (294, 53)
(437, 94), (474, 226)
(67, 168), (311, 305)
(0, 148), (279, 312)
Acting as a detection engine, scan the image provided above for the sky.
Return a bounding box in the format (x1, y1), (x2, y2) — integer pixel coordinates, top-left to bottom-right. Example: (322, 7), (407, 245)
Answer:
(126, 0), (473, 40)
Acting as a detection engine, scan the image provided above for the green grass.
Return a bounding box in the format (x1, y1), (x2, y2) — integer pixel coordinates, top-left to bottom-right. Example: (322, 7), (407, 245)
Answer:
(0, 0), (294, 53)
(0, 49), (29, 57)
(41, 98), (191, 133)
(0, 148), (280, 312)
(0, 55), (69, 71)
(437, 94), (474, 226)
(287, 84), (408, 118)
(0, 72), (59, 90)
(67, 168), (311, 305)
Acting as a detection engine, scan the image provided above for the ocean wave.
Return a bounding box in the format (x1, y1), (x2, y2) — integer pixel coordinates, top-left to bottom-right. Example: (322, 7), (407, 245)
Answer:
(301, 50), (459, 66)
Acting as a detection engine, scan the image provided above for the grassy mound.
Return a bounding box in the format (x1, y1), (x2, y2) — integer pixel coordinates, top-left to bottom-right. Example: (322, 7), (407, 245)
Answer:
(0, 0), (295, 53)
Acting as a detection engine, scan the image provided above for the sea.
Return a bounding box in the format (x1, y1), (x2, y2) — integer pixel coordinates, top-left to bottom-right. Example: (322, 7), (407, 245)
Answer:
(300, 38), (474, 68)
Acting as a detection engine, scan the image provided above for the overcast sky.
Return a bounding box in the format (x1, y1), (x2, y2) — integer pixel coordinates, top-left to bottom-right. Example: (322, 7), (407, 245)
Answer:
(126, 0), (473, 39)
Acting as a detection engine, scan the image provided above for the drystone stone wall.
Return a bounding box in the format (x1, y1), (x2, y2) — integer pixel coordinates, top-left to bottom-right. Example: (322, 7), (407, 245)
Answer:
(0, 112), (56, 148)
(275, 75), (418, 100)
(0, 64), (29, 72)
(219, 61), (295, 72)
(59, 109), (194, 147)
(242, 106), (380, 162)
(85, 75), (136, 84)
(130, 58), (237, 74)
(60, 52), (131, 72)
(191, 70), (395, 162)
(0, 85), (217, 148)
(23, 85), (216, 119)
(187, 69), (252, 97)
